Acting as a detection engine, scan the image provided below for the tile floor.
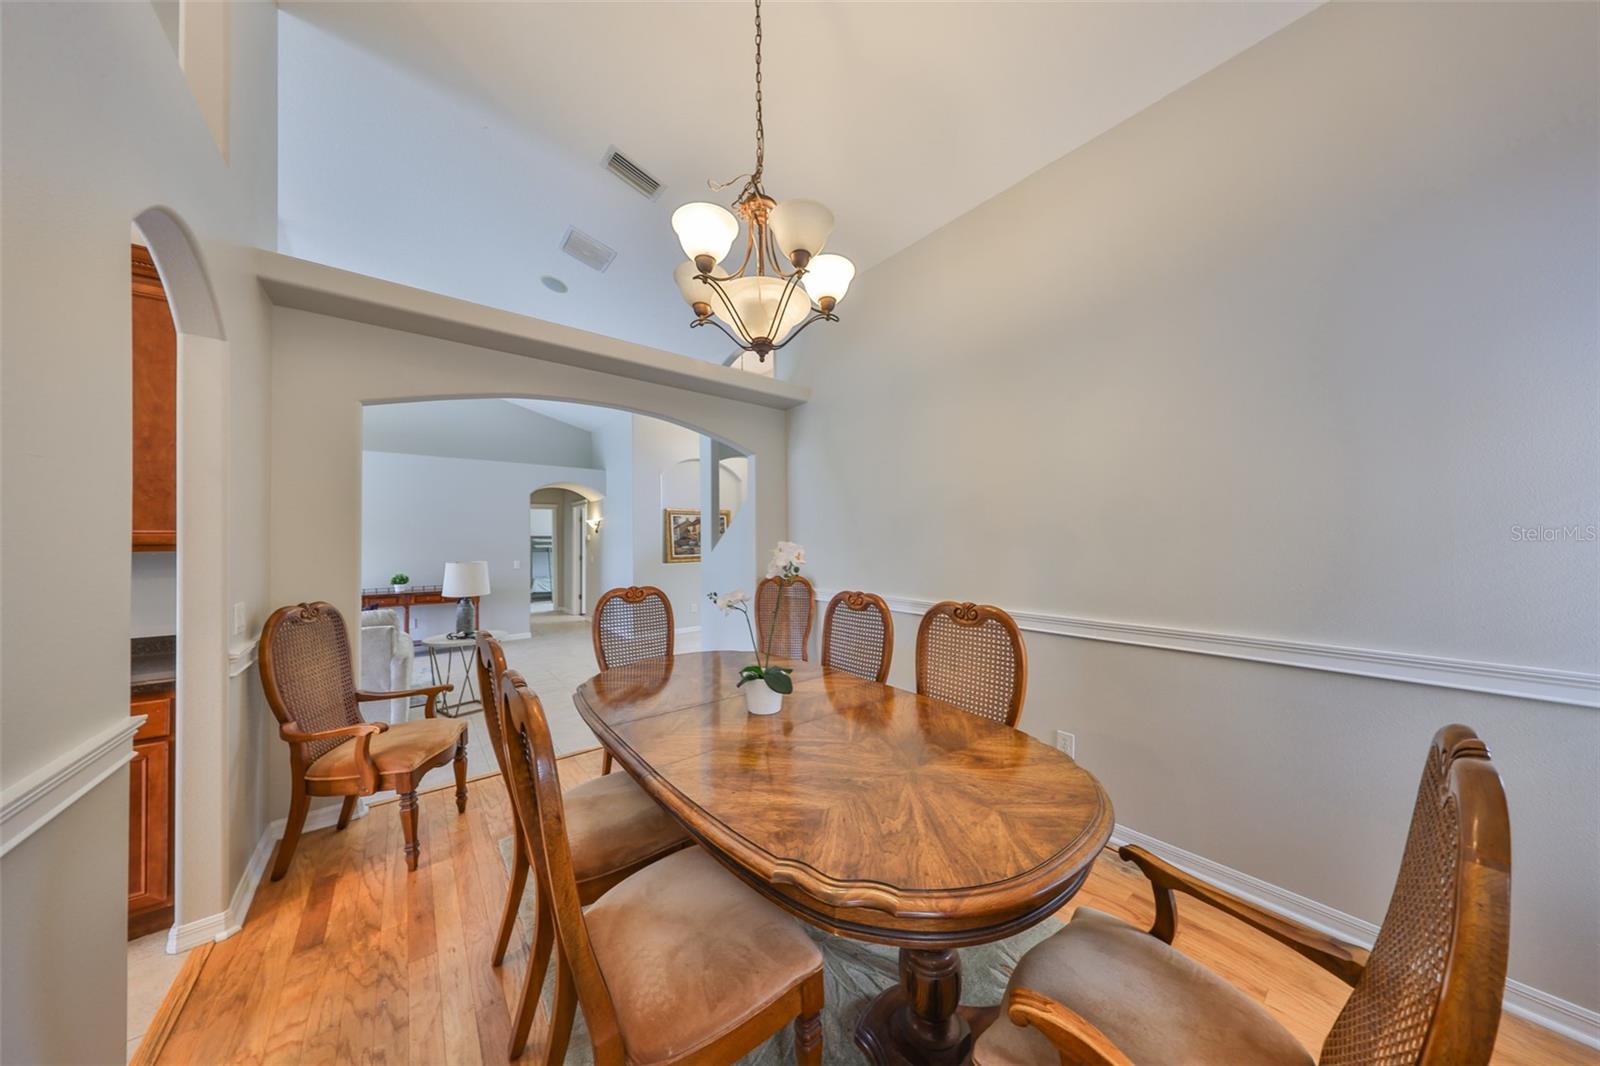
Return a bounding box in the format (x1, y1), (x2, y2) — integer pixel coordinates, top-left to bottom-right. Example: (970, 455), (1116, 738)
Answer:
(126, 930), (190, 1061)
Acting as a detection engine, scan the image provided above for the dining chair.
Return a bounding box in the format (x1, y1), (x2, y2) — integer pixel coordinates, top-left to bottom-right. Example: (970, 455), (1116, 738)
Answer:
(472, 633), (692, 991)
(916, 601), (1029, 728)
(755, 574), (816, 662)
(820, 590), (894, 683)
(499, 674), (826, 1065)
(591, 585), (674, 773)
(975, 724), (1511, 1066)
(258, 601), (460, 880)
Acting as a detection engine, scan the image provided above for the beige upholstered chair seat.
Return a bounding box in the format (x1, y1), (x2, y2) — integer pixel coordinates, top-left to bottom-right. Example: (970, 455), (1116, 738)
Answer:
(584, 847), (826, 1065)
(305, 717), (465, 784)
(564, 770), (692, 885)
(975, 908), (1313, 1066)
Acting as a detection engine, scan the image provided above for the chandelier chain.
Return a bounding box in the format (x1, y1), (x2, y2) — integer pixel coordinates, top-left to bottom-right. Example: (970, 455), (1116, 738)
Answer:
(752, 0), (765, 185)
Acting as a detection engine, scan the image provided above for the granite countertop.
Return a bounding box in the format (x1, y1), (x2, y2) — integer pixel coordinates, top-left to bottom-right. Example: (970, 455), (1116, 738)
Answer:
(132, 634), (176, 694)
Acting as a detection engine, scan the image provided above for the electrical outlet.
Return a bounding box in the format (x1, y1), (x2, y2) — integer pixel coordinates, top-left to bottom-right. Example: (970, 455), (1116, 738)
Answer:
(232, 602), (247, 636)
(512, 559), (520, 569)
(1055, 730), (1076, 759)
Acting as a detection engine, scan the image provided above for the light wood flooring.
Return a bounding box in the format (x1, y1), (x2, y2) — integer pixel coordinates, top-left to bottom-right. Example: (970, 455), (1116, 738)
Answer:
(155, 749), (1596, 1065)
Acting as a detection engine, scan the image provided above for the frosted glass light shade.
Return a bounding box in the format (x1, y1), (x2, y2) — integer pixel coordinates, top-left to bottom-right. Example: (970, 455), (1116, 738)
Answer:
(673, 259), (716, 311)
(769, 198), (834, 262)
(711, 276), (812, 344)
(801, 254), (855, 306)
(671, 202), (739, 264)
(441, 560), (491, 598)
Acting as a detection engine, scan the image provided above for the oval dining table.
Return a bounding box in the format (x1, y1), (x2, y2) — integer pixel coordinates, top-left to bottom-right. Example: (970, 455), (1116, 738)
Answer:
(575, 650), (1114, 1065)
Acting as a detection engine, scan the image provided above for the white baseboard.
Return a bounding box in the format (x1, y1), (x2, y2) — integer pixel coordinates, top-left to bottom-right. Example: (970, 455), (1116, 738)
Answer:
(166, 798), (368, 954)
(1109, 825), (1600, 1050)
(675, 625), (701, 635)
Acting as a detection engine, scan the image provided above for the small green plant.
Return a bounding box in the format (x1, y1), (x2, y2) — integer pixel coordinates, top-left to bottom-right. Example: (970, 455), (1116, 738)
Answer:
(389, 572), (410, 586)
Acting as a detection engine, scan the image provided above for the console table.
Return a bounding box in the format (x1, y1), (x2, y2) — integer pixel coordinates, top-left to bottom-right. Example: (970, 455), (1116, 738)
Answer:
(360, 586), (480, 633)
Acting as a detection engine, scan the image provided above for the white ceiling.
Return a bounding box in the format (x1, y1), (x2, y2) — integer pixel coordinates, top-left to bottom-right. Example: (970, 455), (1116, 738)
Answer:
(278, 2), (1316, 363)
(504, 398), (631, 436)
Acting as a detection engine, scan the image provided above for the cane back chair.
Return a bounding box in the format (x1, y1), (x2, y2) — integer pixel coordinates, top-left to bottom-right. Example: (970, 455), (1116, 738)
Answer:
(471, 632), (690, 1053)
(916, 601), (1029, 728)
(499, 674), (825, 1066)
(976, 724), (1512, 1066)
(820, 590), (894, 683)
(591, 585), (674, 773)
(259, 601), (462, 879)
(755, 574), (816, 662)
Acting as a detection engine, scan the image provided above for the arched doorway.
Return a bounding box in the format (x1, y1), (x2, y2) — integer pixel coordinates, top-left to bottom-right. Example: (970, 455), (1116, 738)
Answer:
(131, 207), (233, 954)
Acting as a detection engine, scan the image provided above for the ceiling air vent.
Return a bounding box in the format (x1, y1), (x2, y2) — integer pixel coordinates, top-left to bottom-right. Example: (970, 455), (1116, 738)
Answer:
(560, 226), (617, 273)
(603, 147), (662, 200)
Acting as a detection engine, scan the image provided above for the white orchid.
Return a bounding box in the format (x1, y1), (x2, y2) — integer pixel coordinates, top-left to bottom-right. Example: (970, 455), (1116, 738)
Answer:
(708, 542), (811, 696)
(766, 541), (806, 580)
(707, 588), (749, 614)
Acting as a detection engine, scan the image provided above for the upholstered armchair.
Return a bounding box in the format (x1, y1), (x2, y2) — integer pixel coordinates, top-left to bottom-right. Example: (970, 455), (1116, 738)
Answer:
(359, 607), (414, 725)
(260, 602), (466, 880)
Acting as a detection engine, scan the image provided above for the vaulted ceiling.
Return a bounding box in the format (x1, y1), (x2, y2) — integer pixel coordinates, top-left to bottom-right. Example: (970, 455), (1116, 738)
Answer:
(278, 2), (1316, 363)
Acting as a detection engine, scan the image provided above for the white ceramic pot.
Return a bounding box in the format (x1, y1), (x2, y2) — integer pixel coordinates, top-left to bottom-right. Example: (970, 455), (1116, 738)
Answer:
(392, 584), (406, 593)
(743, 681), (784, 716)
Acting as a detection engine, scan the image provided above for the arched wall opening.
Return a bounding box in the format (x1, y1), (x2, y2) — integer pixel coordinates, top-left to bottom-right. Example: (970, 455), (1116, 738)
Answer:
(131, 206), (231, 954)
(267, 305), (789, 836)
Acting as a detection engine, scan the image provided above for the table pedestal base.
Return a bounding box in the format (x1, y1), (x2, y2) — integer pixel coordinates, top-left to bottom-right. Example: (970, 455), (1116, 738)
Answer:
(854, 948), (1001, 1066)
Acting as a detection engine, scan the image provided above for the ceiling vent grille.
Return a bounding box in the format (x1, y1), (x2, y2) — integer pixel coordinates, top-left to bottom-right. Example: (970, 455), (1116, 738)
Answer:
(604, 147), (662, 200)
(560, 226), (616, 273)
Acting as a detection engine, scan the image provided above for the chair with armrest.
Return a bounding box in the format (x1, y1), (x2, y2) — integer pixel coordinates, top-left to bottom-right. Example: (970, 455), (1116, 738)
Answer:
(259, 601), (464, 880)
(499, 672), (825, 1065)
(359, 607), (414, 725)
(470, 632), (691, 1055)
(591, 585), (674, 774)
(974, 724), (1511, 1066)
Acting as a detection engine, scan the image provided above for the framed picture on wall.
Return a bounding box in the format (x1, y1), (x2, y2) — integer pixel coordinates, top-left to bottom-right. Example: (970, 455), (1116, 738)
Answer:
(663, 508), (734, 563)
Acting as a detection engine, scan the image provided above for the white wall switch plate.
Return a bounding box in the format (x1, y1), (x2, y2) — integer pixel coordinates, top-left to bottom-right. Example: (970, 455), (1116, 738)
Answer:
(232, 602), (247, 636)
(1055, 730), (1076, 759)
(512, 559), (520, 569)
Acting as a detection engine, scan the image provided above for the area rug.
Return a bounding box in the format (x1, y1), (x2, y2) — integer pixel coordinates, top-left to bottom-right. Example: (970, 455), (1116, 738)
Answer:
(497, 837), (1059, 1064)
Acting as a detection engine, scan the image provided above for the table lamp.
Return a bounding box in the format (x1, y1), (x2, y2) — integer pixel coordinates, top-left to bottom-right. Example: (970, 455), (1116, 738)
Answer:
(442, 561), (491, 637)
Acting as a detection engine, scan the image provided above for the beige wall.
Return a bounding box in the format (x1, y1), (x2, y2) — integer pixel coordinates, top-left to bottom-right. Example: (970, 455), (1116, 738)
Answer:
(266, 305), (788, 817)
(788, 2), (1598, 1010)
(0, 2), (278, 1059)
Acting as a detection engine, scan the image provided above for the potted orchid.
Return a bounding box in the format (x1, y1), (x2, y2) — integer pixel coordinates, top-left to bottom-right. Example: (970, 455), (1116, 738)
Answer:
(708, 541), (806, 715)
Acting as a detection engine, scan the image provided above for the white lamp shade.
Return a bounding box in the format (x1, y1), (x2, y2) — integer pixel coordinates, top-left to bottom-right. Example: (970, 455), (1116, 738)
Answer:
(711, 276), (812, 345)
(673, 259), (716, 309)
(768, 198), (834, 262)
(801, 254), (855, 306)
(441, 560), (491, 598)
(671, 202), (739, 264)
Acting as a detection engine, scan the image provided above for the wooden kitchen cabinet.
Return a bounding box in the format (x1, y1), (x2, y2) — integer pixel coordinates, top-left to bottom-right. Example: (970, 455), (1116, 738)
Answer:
(132, 243), (177, 551)
(129, 687), (175, 938)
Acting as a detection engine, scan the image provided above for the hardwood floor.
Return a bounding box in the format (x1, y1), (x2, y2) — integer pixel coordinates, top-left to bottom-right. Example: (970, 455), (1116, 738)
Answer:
(158, 749), (1596, 1065)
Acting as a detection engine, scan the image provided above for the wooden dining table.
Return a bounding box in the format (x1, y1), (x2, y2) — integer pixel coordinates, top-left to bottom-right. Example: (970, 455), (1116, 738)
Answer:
(575, 650), (1114, 1066)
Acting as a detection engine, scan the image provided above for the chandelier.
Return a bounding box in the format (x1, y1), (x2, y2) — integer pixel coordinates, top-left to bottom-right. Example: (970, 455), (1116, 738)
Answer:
(670, 0), (854, 362)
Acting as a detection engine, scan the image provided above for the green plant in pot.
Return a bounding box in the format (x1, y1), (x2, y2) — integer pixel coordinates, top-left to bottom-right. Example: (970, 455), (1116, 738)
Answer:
(708, 541), (806, 715)
(389, 572), (410, 593)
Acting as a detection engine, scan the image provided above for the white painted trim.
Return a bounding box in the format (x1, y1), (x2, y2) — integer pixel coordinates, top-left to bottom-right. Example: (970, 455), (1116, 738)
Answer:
(166, 798), (368, 953)
(0, 717), (144, 857)
(675, 625), (702, 635)
(813, 589), (1599, 708)
(227, 634), (260, 678)
(1109, 825), (1600, 1049)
